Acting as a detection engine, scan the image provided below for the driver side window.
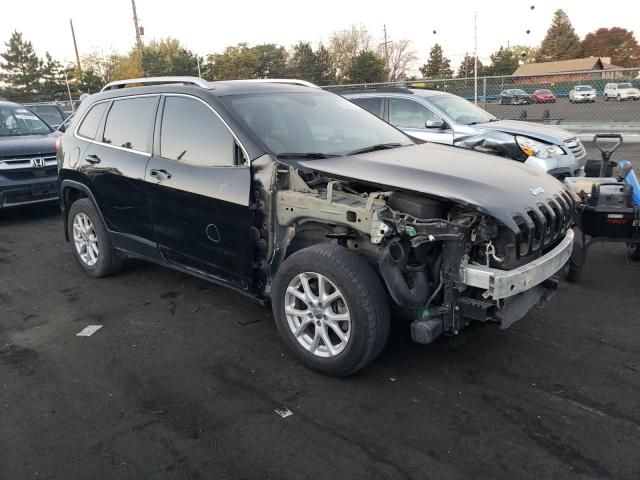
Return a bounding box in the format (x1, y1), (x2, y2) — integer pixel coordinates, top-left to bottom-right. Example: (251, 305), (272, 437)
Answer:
(388, 98), (438, 129)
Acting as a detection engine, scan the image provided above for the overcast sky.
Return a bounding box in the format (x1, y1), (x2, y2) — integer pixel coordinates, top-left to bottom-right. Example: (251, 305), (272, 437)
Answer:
(2, 0), (638, 72)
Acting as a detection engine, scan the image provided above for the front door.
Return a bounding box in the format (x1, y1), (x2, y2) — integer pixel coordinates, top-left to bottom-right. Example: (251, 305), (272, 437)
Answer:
(387, 97), (454, 145)
(145, 95), (252, 289)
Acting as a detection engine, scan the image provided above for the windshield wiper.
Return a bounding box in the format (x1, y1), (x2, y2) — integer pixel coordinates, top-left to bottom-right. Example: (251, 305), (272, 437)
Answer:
(346, 143), (403, 156)
(276, 152), (341, 160)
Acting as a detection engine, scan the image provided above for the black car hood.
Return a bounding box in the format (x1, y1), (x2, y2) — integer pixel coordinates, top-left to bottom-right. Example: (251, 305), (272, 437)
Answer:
(0, 132), (60, 157)
(297, 143), (570, 233)
(477, 120), (575, 144)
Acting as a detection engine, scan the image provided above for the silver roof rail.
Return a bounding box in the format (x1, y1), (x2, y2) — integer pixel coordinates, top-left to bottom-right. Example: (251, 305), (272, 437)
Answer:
(101, 76), (211, 92)
(225, 79), (320, 88)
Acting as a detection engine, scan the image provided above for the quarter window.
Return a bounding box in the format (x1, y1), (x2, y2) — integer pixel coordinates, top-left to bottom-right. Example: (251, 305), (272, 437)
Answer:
(102, 97), (158, 152)
(388, 98), (438, 129)
(77, 102), (108, 140)
(350, 97), (383, 117)
(160, 96), (234, 167)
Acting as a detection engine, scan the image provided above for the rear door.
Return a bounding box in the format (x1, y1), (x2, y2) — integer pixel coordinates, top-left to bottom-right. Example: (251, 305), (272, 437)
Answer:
(349, 96), (384, 119)
(145, 94), (252, 288)
(387, 97), (454, 144)
(80, 95), (159, 248)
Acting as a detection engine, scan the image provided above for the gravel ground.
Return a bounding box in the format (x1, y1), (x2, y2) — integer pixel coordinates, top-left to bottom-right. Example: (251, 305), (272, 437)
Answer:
(1, 205), (639, 480)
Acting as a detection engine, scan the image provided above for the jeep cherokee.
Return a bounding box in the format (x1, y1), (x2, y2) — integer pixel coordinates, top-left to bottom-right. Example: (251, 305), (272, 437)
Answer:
(57, 77), (575, 376)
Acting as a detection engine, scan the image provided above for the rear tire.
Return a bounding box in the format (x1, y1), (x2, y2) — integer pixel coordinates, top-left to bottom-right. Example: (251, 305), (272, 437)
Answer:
(272, 244), (390, 377)
(617, 94), (623, 102)
(629, 244), (640, 261)
(68, 198), (123, 278)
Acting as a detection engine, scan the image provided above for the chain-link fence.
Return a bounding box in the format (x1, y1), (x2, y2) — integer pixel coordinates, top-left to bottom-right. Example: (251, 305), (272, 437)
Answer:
(325, 67), (640, 126)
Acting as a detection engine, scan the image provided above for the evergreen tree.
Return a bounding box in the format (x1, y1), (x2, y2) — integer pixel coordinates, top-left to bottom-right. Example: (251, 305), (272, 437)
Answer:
(345, 50), (387, 84)
(536, 9), (583, 62)
(0, 31), (42, 101)
(485, 47), (519, 76)
(419, 44), (453, 79)
(313, 43), (336, 85)
(288, 42), (317, 81)
(40, 52), (67, 99)
(457, 54), (483, 78)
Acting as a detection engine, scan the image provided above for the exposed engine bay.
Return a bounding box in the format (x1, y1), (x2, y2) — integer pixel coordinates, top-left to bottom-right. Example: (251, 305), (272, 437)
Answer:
(256, 162), (573, 345)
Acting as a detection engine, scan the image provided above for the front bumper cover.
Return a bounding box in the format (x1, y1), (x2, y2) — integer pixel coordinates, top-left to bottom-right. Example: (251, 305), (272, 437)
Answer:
(460, 229), (574, 300)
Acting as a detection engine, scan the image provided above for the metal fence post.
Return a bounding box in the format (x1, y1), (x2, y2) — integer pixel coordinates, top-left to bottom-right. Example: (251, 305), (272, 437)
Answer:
(482, 77), (487, 110)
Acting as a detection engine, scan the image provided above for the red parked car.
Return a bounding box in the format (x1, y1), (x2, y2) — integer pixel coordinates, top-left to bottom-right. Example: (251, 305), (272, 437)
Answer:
(532, 89), (556, 103)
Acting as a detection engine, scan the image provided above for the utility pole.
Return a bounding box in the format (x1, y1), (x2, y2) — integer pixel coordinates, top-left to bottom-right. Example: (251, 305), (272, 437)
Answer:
(131, 0), (144, 70)
(473, 11), (478, 104)
(69, 19), (82, 76)
(382, 24), (392, 82)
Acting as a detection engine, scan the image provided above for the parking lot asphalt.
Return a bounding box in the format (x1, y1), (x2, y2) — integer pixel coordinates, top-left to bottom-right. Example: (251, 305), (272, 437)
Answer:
(1, 203), (640, 480)
(484, 97), (640, 123)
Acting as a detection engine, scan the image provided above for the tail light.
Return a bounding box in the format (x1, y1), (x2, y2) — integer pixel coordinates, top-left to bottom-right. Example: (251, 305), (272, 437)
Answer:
(55, 136), (62, 152)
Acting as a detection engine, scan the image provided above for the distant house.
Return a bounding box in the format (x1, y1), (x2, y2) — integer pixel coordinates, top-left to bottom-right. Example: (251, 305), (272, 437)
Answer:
(513, 57), (623, 84)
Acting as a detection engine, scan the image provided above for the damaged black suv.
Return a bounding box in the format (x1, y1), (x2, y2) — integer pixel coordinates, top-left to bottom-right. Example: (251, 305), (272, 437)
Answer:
(58, 77), (575, 376)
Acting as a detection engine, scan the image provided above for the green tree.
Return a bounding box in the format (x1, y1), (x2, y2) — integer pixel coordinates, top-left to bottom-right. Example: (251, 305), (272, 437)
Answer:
(141, 38), (199, 77)
(456, 53), (484, 78)
(252, 44), (288, 78)
(511, 45), (538, 64)
(288, 42), (317, 81)
(0, 31), (42, 101)
(204, 43), (257, 80)
(40, 52), (67, 99)
(485, 46), (519, 76)
(582, 27), (640, 67)
(313, 43), (336, 85)
(419, 44), (453, 79)
(536, 9), (583, 62)
(345, 50), (387, 84)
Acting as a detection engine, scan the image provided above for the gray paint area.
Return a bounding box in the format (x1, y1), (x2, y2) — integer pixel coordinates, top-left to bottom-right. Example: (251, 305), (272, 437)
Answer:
(1, 205), (638, 479)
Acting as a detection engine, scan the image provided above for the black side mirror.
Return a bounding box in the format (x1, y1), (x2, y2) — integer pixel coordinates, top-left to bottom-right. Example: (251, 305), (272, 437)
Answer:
(425, 119), (445, 129)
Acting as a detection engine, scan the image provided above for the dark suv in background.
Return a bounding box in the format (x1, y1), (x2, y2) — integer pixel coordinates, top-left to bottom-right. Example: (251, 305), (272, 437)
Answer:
(0, 101), (60, 209)
(57, 77), (574, 376)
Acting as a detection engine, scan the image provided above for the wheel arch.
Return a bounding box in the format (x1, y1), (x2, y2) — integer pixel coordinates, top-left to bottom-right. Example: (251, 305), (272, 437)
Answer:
(61, 180), (106, 242)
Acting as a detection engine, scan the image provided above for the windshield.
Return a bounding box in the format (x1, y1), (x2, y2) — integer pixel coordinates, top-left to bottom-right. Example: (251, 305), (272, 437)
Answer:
(221, 92), (413, 156)
(0, 105), (52, 136)
(512, 89), (527, 95)
(27, 105), (65, 126)
(618, 83), (633, 89)
(575, 86), (593, 91)
(428, 94), (495, 125)
(536, 89), (552, 95)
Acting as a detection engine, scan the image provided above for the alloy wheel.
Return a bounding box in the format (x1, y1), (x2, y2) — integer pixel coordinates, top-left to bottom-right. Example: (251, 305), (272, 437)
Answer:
(284, 272), (351, 358)
(73, 213), (99, 266)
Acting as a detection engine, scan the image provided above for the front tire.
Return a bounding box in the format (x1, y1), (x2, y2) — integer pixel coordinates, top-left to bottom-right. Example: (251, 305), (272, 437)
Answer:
(272, 244), (390, 376)
(563, 258), (583, 283)
(68, 198), (123, 278)
(604, 94), (609, 101)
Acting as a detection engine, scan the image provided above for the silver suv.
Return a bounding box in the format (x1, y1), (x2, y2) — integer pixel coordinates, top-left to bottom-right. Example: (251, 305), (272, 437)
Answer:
(344, 88), (587, 179)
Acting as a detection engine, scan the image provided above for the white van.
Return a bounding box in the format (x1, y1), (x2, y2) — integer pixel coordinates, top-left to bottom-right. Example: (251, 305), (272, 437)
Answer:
(603, 83), (640, 101)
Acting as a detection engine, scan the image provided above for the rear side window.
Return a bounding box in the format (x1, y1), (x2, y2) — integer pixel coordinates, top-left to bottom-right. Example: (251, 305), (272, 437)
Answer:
(350, 97), (383, 117)
(77, 102), (108, 140)
(160, 96), (234, 167)
(102, 97), (158, 152)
